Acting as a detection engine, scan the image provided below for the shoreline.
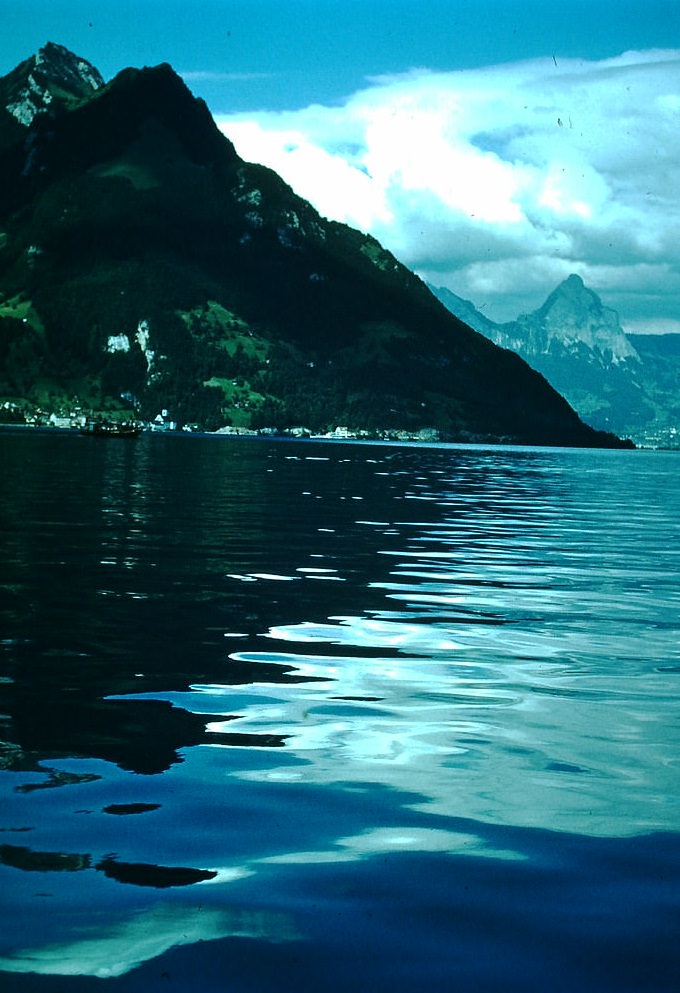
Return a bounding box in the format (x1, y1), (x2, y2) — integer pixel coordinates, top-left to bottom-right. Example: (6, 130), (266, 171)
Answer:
(2, 421), (672, 450)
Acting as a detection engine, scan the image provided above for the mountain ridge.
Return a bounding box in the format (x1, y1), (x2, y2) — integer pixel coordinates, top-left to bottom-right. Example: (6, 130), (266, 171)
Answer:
(0, 45), (629, 447)
(519, 274), (639, 365)
(430, 277), (678, 446)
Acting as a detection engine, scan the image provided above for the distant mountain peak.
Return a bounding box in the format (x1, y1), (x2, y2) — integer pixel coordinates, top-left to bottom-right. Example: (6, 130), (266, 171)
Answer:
(562, 272), (585, 290)
(2, 41), (104, 127)
(429, 275), (658, 442)
(537, 272), (599, 317)
(517, 273), (639, 365)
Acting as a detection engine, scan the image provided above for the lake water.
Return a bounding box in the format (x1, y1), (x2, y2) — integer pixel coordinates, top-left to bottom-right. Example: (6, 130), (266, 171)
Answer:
(0, 431), (678, 992)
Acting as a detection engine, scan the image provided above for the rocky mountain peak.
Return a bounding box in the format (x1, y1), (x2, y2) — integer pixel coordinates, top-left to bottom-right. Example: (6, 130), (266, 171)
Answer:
(537, 273), (603, 322)
(519, 273), (639, 365)
(35, 41), (104, 94)
(554, 272), (586, 296)
(2, 41), (104, 128)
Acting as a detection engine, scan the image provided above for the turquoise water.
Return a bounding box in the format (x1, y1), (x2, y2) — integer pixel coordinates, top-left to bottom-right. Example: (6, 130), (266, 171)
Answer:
(0, 433), (678, 990)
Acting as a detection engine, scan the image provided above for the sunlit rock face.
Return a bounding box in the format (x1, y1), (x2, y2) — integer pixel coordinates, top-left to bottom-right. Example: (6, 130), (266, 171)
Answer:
(510, 275), (640, 366)
(438, 275), (639, 368)
(429, 275), (680, 443)
(2, 41), (104, 127)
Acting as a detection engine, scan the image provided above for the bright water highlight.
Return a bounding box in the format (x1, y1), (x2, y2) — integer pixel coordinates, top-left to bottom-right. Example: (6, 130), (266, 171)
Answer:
(0, 433), (678, 990)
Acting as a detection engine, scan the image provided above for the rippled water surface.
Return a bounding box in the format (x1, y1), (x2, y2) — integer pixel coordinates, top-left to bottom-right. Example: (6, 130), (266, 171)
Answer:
(1, 432), (679, 991)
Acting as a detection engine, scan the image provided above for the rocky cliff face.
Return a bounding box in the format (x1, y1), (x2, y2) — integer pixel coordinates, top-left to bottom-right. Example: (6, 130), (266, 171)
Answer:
(0, 42), (103, 129)
(508, 275), (640, 367)
(430, 277), (678, 445)
(0, 46), (628, 447)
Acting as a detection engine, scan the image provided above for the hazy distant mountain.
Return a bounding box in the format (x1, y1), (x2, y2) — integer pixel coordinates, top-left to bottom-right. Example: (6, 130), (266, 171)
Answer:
(0, 44), (628, 447)
(431, 277), (679, 446)
(431, 287), (501, 342)
(502, 275), (640, 364)
(627, 334), (680, 443)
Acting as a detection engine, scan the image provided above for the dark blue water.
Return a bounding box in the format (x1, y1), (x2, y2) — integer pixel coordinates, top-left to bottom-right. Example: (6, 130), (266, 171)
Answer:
(0, 432), (678, 991)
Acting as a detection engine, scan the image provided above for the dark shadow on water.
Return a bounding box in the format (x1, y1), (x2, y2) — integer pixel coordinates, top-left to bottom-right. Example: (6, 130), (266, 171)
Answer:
(8, 697), (232, 776)
(2, 635), (326, 776)
(95, 858), (217, 888)
(0, 844), (91, 873)
(0, 765), (678, 991)
(0, 844), (217, 890)
(1, 824), (678, 993)
(103, 803), (162, 815)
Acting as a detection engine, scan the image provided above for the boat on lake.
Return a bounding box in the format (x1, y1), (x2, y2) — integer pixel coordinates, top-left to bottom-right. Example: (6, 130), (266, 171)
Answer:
(80, 419), (142, 438)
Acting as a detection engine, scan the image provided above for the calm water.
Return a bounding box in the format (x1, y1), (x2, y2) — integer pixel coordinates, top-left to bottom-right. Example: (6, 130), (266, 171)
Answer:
(0, 432), (678, 992)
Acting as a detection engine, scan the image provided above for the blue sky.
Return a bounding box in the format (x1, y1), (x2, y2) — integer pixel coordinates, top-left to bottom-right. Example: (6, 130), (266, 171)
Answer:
(2, 1), (680, 329)
(2, 0), (677, 112)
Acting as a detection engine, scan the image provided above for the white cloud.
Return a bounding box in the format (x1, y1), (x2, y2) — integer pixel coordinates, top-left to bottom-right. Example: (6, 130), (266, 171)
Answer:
(216, 50), (680, 326)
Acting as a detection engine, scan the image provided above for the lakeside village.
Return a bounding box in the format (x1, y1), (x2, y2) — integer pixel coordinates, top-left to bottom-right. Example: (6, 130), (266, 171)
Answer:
(0, 398), (445, 443)
(2, 398), (678, 448)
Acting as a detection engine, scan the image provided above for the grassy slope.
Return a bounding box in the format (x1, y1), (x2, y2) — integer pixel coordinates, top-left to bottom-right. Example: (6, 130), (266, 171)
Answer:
(0, 63), (628, 445)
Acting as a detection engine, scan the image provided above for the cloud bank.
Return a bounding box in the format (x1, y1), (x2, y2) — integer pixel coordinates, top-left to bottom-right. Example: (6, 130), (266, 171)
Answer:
(217, 50), (680, 329)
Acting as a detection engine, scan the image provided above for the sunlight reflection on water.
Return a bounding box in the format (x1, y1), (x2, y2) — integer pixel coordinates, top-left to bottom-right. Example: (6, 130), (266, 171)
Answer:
(1, 436), (680, 987)
(194, 445), (680, 838)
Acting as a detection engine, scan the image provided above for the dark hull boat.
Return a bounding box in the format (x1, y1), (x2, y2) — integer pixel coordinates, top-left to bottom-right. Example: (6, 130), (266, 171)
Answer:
(80, 420), (142, 438)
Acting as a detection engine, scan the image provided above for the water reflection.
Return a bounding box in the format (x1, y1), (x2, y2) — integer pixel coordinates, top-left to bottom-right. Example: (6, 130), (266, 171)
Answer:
(0, 902), (294, 978)
(1, 435), (679, 984)
(1, 438), (679, 824)
(0, 844), (91, 873)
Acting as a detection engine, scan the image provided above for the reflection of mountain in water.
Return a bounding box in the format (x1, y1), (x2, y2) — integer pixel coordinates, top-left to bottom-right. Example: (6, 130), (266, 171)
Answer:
(0, 434), (651, 784)
(5, 436), (487, 777)
(0, 435), (314, 775)
(1, 433), (680, 988)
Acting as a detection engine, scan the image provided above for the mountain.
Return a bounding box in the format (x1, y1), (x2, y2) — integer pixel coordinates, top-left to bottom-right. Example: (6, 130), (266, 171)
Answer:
(506, 275), (639, 363)
(431, 278), (679, 446)
(627, 334), (680, 445)
(0, 42), (103, 148)
(0, 45), (628, 447)
(431, 286), (502, 342)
